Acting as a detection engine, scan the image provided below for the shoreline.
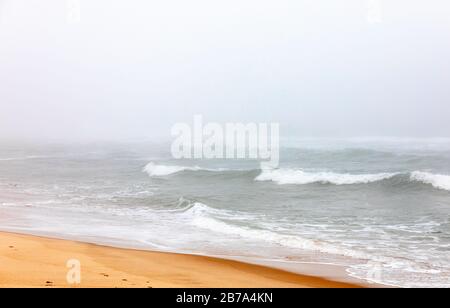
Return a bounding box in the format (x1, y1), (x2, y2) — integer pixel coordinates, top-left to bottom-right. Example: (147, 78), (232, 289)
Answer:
(0, 231), (362, 288)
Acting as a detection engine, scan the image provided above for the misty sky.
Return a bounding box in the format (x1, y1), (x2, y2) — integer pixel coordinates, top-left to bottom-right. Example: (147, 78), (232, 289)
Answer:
(1, 0), (450, 142)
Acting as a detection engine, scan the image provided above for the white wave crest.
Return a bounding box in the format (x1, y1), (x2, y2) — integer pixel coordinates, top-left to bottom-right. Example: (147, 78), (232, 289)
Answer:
(255, 168), (398, 185)
(143, 162), (227, 177)
(410, 171), (450, 191)
(182, 202), (254, 220)
(143, 162), (200, 176)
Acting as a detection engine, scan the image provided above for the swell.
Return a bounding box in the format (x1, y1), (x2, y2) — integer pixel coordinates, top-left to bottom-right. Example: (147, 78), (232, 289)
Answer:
(143, 162), (229, 176)
(143, 162), (450, 191)
(255, 169), (399, 185)
(0, 155), (49, 161)
(257, 169), (450, 191)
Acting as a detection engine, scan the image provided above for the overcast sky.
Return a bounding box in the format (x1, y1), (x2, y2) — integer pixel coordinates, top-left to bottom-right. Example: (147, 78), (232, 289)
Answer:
(1, 0), (450, 142)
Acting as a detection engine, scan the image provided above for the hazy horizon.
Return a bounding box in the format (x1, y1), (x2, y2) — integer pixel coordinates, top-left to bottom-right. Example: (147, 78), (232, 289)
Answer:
(2, 1), (450, 289)
(1, 0), (450, 142)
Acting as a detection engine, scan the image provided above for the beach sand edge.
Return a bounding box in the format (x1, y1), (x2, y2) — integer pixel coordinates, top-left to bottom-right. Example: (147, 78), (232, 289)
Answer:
(0, 231), (362, 288)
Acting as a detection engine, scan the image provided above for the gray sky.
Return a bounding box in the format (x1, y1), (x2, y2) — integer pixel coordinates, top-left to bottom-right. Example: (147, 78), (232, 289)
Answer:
(1, 0), (450, 142)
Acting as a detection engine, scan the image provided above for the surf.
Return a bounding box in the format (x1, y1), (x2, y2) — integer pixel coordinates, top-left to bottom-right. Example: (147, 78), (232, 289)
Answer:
(410, 171), (450, 191)
(255, 168), (399, 185)
(143, 162), (228, 177)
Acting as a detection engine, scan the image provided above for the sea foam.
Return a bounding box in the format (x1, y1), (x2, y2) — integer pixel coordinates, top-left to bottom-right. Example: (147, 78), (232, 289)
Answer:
(410, 171), (450, 191)
(255, 168), (398, 185)
(184, 201), (445, 288)
(187, 202), (396, 262)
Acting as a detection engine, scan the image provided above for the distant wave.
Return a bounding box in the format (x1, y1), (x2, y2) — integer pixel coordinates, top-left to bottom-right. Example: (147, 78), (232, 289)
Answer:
(255, 168), (398, 185)
(143, 162), (201, 176)
(410, 171), (450, 191)
(143, 162), (227, 177)
(143, 162), (450, 192)
(0, 156), (48, 161)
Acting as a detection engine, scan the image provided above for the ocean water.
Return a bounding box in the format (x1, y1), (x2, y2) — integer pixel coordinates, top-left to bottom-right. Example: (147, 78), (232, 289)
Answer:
(1, 138), (450, 287)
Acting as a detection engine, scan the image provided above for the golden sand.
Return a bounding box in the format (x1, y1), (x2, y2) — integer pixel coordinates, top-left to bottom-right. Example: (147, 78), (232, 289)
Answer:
(0, 232), (360, 288)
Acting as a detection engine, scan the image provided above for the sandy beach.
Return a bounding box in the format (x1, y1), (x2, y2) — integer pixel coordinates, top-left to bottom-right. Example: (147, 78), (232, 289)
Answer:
(0, 232), (360, 288)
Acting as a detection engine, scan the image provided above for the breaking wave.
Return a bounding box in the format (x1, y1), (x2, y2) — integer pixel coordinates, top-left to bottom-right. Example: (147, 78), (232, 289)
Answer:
(143, 162), (227, 177)
(255, 168), (398, 185)
(410, 171), (450, 191)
